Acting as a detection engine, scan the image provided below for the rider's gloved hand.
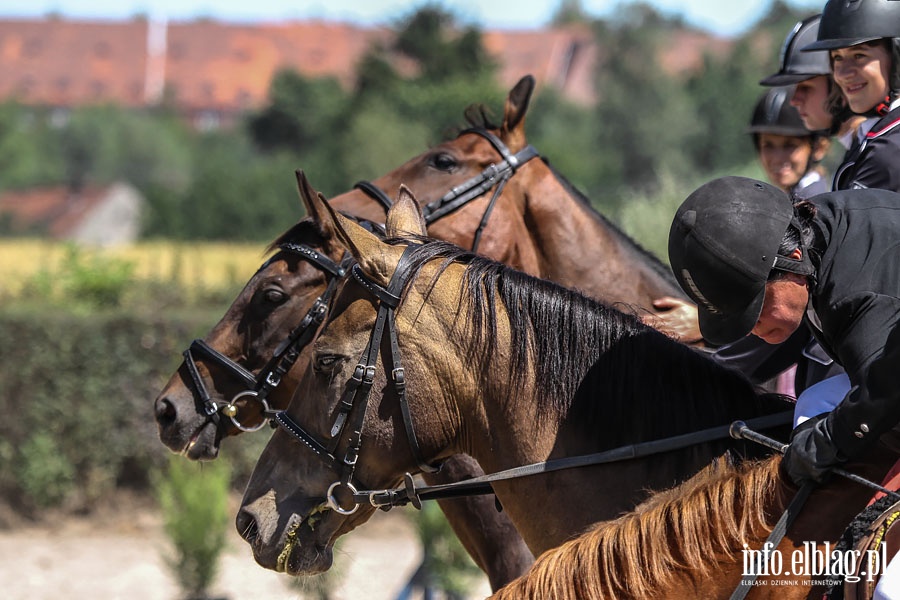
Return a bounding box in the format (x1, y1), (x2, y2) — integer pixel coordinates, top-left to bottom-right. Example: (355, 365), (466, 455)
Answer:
(781, 412), (847, 486)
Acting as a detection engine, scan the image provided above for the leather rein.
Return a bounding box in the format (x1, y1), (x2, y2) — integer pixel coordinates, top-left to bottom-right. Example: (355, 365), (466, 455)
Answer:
(180, 127), (538, 432)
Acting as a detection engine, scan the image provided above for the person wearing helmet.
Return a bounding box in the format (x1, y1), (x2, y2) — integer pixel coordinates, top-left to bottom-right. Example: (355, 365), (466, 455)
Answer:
(648, 89), (836, 395)
(668, 176), (900, 597)
(669, 176), (900, 485)
(803, 0), (900, 192)
(748, 86), (831, 199)
(760, 14), (864, 148)
(687, 88), (838, 406)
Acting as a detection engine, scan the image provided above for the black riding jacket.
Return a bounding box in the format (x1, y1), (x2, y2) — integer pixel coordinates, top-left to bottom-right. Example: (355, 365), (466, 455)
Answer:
(833, 104), (900, 193)
(803, 189), (900, 457)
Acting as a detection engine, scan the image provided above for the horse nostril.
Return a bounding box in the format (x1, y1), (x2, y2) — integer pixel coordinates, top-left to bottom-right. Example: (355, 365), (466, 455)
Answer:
(155, 397), (177, 427)
(236, 508), (259, 543)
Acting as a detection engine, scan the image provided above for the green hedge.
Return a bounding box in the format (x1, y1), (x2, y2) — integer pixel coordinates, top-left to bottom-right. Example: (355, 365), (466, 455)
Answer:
(0, 303), (268, 515)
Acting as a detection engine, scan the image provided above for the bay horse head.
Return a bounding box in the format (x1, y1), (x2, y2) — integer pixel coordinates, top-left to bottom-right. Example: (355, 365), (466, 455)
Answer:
(153, 75), (548, 460)
(154, 171), (348, 459)
(236, 188), (793, 574)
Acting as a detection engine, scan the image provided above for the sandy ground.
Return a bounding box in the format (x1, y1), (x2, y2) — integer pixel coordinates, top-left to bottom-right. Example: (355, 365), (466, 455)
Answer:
(0, 495), (492, 600)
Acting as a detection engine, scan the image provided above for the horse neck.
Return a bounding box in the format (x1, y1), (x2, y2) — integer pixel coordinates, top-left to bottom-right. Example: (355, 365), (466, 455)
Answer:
(519, 165), (684, 312)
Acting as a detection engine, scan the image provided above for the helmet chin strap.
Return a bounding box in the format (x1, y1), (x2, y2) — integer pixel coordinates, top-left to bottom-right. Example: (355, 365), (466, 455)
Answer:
(874, 95), (893, 116)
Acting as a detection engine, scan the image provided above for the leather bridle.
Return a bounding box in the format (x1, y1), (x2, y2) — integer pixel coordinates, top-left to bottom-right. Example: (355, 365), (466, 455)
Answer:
(180, 126), (539, 432)
(271, 245), (798, 517)
(355, 127), (539, 253)
(274, 244), (439, 514)
(181, 243), (347, 432)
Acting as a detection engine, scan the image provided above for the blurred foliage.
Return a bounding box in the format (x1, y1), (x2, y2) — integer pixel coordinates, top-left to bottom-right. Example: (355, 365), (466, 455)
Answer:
(0, 2), (814, 247)
(412, 502), (482, 598)
(155, 455), (231, 599)
(0, 246), (273, 516)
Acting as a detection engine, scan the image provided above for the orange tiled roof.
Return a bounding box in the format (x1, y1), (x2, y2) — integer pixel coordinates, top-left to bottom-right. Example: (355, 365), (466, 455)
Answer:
(0, 17), (149, 107)
(0, 184), (110, 238)
(0, 16), (730, 115)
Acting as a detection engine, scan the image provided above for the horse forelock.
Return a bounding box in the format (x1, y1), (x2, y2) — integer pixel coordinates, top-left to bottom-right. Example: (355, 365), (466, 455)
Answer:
(461, 103), (501, 131)
(492, 456), (784, 599)
(266, 218), (326, 255)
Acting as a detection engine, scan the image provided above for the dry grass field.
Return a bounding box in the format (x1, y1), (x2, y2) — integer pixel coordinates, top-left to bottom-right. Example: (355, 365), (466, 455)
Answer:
(0, 238), (270, 298)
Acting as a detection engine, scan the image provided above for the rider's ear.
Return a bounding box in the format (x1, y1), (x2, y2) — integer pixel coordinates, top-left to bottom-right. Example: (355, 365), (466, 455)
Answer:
(386, 185), (426, 238)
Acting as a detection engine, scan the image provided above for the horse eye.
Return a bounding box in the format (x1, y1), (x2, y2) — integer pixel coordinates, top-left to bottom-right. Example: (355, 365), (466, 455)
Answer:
(314, 354), (343, 373)
(263, 288), (287, 304)
(430, 152), (458, 172)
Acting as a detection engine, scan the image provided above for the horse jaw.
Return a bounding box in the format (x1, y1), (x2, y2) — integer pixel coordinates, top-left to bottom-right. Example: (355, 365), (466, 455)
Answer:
(238, 487), (378, 576)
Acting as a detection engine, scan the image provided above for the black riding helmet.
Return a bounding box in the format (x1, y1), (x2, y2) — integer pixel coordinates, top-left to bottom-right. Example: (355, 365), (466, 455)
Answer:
(668, 177), (814, 346)
(747, 86), (816, 140)
(802, 0), (900, 111)
(760, 15), (831, 86)
(746, 87), (828, 170)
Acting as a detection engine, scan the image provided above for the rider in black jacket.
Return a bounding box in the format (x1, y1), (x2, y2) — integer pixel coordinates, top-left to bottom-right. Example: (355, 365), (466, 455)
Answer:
(802, 0), (900, 192)
(668, 176), (900, 484)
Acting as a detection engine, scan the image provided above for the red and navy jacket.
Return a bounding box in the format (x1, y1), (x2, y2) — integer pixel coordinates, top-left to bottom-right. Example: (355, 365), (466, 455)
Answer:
(833, 104), (900, 193)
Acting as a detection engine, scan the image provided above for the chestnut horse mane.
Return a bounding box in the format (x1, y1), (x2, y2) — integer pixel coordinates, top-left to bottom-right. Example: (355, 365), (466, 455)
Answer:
(389, 238), (789, 449)
(492, 455), (784, 599)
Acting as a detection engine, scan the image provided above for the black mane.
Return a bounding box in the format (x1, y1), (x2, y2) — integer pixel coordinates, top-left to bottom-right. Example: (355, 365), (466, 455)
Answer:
(394, 238), (790, 450)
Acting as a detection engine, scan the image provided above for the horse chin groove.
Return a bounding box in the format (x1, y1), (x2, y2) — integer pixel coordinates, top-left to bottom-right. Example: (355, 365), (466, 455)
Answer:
(278, 540), (333, 576)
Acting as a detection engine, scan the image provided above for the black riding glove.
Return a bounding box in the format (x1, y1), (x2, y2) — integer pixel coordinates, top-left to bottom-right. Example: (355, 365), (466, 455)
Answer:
(781, 412), (847, 486)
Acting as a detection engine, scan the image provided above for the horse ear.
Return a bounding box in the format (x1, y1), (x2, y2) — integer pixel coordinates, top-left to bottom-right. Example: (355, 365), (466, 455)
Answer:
(295, 170), (335, 240)
(501, 75), (535, 151)
(318, 192), (398, 284)
(385, 185), (427, 238)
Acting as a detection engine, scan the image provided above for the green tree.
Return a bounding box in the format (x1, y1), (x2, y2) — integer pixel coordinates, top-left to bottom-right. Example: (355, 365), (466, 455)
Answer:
(0, 102), (66, 190)
(551, 0), (592, 26)
(591, 5), (701, 196)
(392, 5), (495, 83)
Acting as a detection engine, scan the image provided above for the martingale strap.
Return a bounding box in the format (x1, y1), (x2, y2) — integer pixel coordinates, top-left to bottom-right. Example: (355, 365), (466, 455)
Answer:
(355, 411), (795, 510)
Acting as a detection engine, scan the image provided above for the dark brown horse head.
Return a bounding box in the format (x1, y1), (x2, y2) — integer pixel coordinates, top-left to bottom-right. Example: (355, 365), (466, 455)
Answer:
(153, 76), (549, 459)
(154, 171), (347, 459)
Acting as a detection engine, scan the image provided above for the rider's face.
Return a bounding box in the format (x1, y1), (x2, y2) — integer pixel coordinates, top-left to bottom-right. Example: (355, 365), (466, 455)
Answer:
(750, 273), (809, 345)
